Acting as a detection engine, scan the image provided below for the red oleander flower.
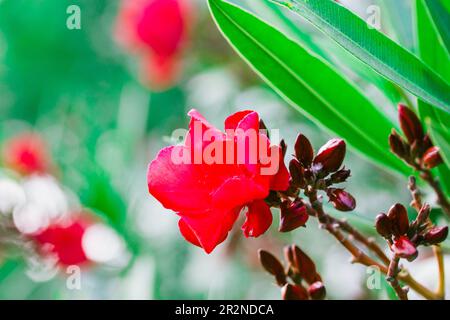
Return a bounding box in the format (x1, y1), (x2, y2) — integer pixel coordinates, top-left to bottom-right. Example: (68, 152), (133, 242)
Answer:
(115, 0), (192, 89)
(147, 109), (290, 253)
(2, 133), (52, 176)
(33, 218), (90, 267)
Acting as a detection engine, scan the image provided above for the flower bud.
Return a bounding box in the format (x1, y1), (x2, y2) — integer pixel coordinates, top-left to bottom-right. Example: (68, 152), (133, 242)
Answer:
(389, 130), (409, 160)
(398, 104), (424, 144)
(259, 119), (269, 137)
(415, 204), (430, 227)
(387, 203), (409, 236)
(392, 236), (418, 261)
(294, 134), (314, 167)
(280, 139), (287, 157)
(289, 159), (305, 188)
(284, 245), (319, 284)
(330, 168), (351, 184)
(422, 146), (443, 169)
(313, 139), (346, 174)
(424, 226), (448, 245)
(281, 283), (308, 300)
(327, 188), (356, 212)
(308, 281), (326, 300)
(375, 213), (393, 238)
(422, 134), (433, 151)
(258, 249), (286, 286)
(279, 200), (309, 233)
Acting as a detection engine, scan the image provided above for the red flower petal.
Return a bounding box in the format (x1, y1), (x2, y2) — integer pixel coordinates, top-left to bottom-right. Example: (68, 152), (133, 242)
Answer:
(242, 200), (273, 238)
(148, 146), (241, 212)
(178, 218), (201, 248)
(269, 145), (290, 191)
(212, 176), (268, 210)
(224, 110), (254, 131)
(181, 208), (240, 254)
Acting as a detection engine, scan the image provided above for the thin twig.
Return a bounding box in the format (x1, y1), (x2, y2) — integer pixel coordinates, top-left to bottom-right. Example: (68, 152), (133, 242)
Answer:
(387, 255), (409, 300)
(420, 169), (450, 218)
(433, 245), (446, 299)
(306, 190), (441, 300)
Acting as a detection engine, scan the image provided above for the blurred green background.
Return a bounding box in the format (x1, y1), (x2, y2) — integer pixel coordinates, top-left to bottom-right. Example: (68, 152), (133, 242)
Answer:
(0, 0), (446, 299)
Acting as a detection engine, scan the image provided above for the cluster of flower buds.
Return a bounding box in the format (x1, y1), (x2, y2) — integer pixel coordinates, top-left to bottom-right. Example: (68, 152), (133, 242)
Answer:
(389, 105), (443, 170)
(264, 134), (356, 233)
(288, 134), (355, 211)
(376, 203), (448, 261)
(258, 245), (326, 300)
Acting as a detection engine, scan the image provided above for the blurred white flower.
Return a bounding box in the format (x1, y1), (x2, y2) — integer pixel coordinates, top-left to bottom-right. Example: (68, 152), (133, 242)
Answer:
(0, 177), (26, 215)
(13, 202), (50, 234)
(22, 175), (68, 220)
(82, 224), (127, 264)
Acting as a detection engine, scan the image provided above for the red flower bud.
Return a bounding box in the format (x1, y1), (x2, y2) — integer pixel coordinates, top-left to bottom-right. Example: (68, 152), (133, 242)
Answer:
(327, 188), (356, 212)
(313, 139), (346, 174)
(422, 146), (443, 169)
(284, 245), (320, 284)
(258, 249), (286, 286)
(279, 200), (309, 232)
(294, 134), (314, 167)
(424, 226), (448, 245)
(398, 104), (424, 144)
(308, 281), (326, 300)
(392, 236), (418, 261)
(375, 213), (393, 238)
(330, 168), (351, 184)
(288, 159), (305, 188)
(387, 203), (409, 236)
(389, 130), (409, 160)
(415, 204), (430, 227)
(281, 283), (308, 300)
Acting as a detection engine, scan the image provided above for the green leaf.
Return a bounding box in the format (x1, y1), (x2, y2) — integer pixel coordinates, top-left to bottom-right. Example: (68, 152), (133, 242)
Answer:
(208, 0), (409, 175)
(416, 0), (450, 196)
(258, 0), (402, 106)
(271, 0), (450, 114)
(423, 0), (450, 53)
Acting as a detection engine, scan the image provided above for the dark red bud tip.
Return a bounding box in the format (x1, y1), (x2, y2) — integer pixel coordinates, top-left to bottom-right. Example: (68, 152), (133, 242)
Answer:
(313, 139), (346, 174)
(327, 188), (356, 212)
(330, 168), (351, 184)
(281, 284), (308, 300)
(280, 139), (287, 158)
(289, 159), (305, 188)
(398, 104), (424, 144)
(258, 249), (286, 286)
(375, 213), (393, 238)
(387, 203), (409, 236)
(424, 226), (448, 245)
(422, 146), (443, 169)
(285, 245), (320, 284)
(416, 204), (430, 226)
(279, 201), (309, 233)
(389, 130), (409, 160)
(294, 134), (314, 167)
(308, 281), (326, 300)
(392, 236), (418, 261)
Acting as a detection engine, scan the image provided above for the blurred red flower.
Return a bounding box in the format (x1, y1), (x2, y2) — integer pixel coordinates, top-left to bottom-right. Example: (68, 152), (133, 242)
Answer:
(147, 109), (289, 253)
(34, 218), (90, 267)
(115, 0), (193, 89)
(2, 133), (52, 176)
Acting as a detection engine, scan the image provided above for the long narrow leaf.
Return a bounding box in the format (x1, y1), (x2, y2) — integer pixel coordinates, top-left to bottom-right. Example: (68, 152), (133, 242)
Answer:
(208, 0), (409, 175)
(416, 0), (450, 196)
(271, 0), (450, 114)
